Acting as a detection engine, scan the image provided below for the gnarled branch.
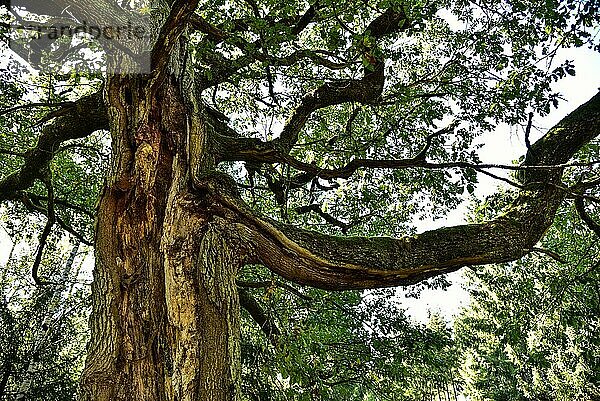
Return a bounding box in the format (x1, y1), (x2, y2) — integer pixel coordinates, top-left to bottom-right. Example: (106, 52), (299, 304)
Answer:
(0, 91), (108, 202)
(273, 6), (410, 153)
(212, 92), (600, 290)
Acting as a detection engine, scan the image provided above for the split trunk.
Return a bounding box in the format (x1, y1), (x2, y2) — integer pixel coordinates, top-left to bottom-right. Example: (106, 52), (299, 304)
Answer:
(80, 48), (245, 400)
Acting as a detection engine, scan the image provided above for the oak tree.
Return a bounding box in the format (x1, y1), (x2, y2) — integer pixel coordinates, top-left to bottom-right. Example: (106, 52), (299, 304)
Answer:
(0, 0), (599, 400)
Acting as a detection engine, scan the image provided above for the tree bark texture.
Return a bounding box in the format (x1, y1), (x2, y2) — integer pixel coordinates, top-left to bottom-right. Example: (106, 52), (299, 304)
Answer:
(80, 37), (246, 399)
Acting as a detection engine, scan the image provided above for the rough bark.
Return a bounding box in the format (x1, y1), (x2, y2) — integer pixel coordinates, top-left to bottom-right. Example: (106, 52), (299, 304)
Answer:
(80, 32), (244, 399)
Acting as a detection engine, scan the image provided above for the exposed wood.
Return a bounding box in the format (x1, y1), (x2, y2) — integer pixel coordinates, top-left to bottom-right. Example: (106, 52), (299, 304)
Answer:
(81, 37), (243, 401)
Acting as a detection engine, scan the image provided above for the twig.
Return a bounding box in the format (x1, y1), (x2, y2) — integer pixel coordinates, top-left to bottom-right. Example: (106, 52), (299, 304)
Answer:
(296, 204), (351, 233)
(0, 149), (26, 157)
(524, 111), (534, 151)
(0, 101), (75, 117)
(415, 121), (458, 160)
(236, 279), (313, 301)
(527, 247), (566, 263)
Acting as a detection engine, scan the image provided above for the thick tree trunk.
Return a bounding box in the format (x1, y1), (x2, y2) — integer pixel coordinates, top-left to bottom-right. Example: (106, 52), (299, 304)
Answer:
(80, 47), (243, 400)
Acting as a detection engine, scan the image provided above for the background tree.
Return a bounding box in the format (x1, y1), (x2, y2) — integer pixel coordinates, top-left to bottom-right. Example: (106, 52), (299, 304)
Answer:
(0, 216), (90, 400)
(456, 178), (600, 400)
(238, 279), (463, 400)
(0, 0), (599, 400)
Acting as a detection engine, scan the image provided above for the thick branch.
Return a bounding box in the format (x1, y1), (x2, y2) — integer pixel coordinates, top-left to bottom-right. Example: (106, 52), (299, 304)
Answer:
(214, 92), (600, 290)
(151, 0), (200, 79)
(0, 91), (108, 202)
(219, 131), (600, 188)
(274, 65), (385, 153)
(273, 7), (410, 153)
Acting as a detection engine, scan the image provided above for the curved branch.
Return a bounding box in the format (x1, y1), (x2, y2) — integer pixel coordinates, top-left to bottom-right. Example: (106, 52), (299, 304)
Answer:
(190, 4), (318, 43)
(0, 91), (108, 202)
(23, 192), (95, 219)
(274, 66), (385, 153)
(20, 193), (93, 246)
(212, 92), (600, 290)
(273, 7), (410, 153)
(220, 127), (600, 188)
(197, 4), (409, 131)
(32, 178), (56, 286)
(528, 247), (566, 263)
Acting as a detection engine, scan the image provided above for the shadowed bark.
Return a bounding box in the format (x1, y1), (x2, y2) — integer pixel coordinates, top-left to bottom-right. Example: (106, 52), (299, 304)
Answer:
(0, 92), (108, 201)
